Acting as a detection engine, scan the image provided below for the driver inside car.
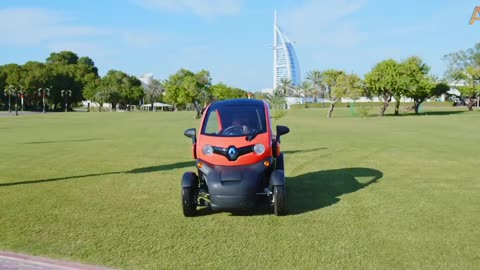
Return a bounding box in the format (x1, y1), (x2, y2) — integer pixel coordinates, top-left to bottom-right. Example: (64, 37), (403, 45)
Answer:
(232, 118), (249, 134)
(225, 113), (252, 135)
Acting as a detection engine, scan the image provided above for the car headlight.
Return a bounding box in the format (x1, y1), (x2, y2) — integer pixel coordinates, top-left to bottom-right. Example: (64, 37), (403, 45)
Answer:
(202, 144), (213, 155)
(253, 144), (265, 155)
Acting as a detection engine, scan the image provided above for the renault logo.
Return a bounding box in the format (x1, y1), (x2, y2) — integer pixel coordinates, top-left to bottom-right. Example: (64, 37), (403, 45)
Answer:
(227, 146), (238, 160)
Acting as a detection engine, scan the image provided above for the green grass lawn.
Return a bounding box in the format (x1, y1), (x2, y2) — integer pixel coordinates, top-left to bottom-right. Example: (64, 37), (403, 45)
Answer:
(0, 107), (479, 269)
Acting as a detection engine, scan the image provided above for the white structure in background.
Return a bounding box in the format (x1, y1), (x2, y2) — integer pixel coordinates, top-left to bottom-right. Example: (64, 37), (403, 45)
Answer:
(140, 102), (173, 111)
(273, 10), (301, 91)
(260, 88), (274, 95)
(81, 100), (112, 109)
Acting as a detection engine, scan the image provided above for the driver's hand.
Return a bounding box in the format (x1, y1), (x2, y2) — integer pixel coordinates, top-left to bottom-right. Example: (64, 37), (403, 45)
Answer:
(242, 125), (249, 134)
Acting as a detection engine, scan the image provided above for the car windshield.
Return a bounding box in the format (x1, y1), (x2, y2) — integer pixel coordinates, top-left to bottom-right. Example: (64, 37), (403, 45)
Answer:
(201, 103), (267, 137)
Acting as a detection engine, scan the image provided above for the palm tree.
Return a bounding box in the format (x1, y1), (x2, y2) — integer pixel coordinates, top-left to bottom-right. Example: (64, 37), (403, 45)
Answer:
(298, 81), (312, 108)
(265, 90), (286, 110)
(305, 70), (323, 105)
(277, 78), (293, 96)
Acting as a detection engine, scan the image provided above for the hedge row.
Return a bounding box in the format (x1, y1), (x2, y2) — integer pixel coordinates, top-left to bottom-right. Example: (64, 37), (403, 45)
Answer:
(290, 101), (454, 109)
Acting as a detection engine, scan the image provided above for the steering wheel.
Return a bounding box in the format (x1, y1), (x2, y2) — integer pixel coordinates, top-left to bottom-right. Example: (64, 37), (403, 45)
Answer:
(222, 125), (248, 136)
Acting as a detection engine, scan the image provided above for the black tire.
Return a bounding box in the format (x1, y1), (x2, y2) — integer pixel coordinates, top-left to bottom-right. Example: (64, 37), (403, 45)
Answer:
(273, 185), (287, 216)
(276, 153), (284, 171)
(182, 187), (197, 217)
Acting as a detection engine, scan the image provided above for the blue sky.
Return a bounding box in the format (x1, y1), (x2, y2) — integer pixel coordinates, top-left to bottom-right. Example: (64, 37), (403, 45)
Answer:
(0, 0), (477, 91)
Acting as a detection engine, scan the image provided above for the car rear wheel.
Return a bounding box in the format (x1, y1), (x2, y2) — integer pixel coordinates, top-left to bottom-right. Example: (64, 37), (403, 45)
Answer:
(182, 187), (197, 217)
(273, 185), (287, 216)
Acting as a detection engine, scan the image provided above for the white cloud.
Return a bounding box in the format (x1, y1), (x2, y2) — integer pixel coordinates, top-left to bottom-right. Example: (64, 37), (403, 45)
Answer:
(0, 8), (109, 46)
(135, 0), (243, 17)
(0, 7), (171, 60)
(279, 0), (367, 48)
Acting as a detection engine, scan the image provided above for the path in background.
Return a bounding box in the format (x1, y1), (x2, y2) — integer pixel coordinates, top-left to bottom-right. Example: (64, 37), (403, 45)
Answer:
(0, 111), (60, 117)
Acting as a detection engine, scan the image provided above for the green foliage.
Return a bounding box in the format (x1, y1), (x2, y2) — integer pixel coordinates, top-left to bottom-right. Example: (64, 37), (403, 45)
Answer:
(101, 70), (144, 108)
(357, 106), (371, 118)
(46, 51), (79, 65)
(443, 42), (480, 79)
(296, 81), (312, 107)
(305, 70), (323, 101)
(270, 109), (287, 120)
(210, 82), (247, 100)
(164, 69), (211, 107)
(277, 78), (293, 96)
(443, 43), (480, 110)
(331, 73), (363, 102)
(364, 59), (402, 101)
(264, 90), (286, 110)
(0, 51), (100, 111)
(321, 69), (346, 97)
(144, 79), (164, 105)
(290, 102), (454, 109)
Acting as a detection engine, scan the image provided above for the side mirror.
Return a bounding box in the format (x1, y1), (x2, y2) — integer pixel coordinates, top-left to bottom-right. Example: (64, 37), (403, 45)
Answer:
(276, 125), (290, 137)
(184, 128), (196, 144)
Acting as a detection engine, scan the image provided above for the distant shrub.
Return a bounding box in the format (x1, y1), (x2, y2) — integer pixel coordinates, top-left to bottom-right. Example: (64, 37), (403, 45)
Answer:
(271, 109), (287, 120)
(358, 106), (371, 118)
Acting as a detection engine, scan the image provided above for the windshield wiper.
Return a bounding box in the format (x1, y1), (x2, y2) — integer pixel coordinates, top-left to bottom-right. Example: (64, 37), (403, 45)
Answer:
(245, 131), (259, 141)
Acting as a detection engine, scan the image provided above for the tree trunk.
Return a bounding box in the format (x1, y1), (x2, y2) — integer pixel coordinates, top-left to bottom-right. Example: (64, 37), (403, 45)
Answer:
(394, 100), (400, 116)
(414, 99), (423, 114)
(467, 98), (474, 111)
(379, 100), (389, 116)
(193, 100), (202, 119)
(327, 101), (336, 118)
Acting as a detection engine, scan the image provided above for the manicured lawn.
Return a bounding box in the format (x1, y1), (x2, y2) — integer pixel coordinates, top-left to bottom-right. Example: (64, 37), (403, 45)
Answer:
(0, 107), (478, 269)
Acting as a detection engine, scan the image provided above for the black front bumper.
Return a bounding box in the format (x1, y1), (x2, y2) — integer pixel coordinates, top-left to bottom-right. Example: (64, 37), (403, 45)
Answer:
(198, 158), (273, 211)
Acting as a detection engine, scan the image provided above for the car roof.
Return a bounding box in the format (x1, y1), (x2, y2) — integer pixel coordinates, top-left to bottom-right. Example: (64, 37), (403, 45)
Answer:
(209, 98), (265, 108)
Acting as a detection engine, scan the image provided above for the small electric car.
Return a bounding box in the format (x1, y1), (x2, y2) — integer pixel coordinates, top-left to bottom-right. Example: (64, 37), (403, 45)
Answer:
(182, 98), (290, 216)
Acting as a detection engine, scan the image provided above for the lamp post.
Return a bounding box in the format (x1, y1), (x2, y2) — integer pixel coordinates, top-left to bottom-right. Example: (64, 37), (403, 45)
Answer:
(38, 87), (50, 113)
(5, 85), (24, 116)
(14, 86), (24, 116)
(20, 90), (25, 111)
(61, 89), (72, 112)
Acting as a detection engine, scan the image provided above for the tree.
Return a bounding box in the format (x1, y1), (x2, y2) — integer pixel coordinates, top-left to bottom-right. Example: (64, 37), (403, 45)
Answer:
(277, 78), (293, 97)
(443, 43), (480, 111)
(453, 66), (480, 111)
(83, 76), (102, 111)
(210, 83), (247, 100)
(22, 61), (51, 110)
(296, 81), (312, 108)
(163, 69), (212, 118)
(328, 73), (363, 118)
(101, 70), (143, 110)
(144, 78), (164, 111)
(46, 51), (79, 65)
(305, 70), (323, 105)
(400, 57), (442, 114)
(364, 59), (404, 116)
(264, 90), (286, 110)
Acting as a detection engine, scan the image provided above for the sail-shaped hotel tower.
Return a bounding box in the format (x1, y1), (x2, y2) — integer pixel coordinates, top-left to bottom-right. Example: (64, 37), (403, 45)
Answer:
(273, 11), (301, 91)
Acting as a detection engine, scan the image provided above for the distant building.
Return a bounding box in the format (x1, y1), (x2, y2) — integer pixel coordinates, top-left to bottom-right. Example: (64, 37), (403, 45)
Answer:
(273, 11), (301, 91)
